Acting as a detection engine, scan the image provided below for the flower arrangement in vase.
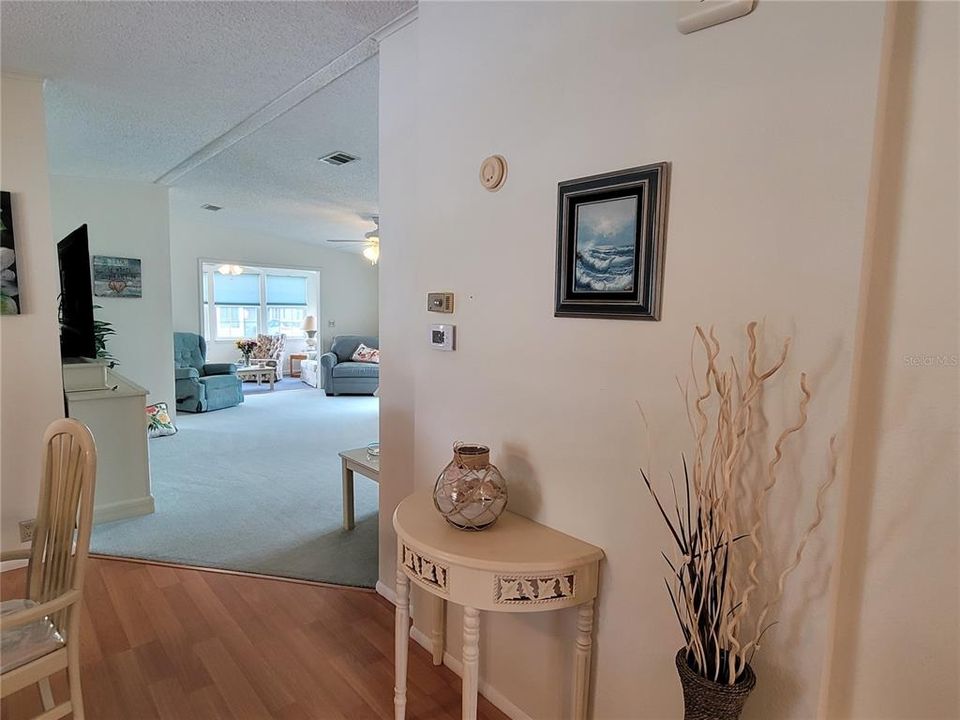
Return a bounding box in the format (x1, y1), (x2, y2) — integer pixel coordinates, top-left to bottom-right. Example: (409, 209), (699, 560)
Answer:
(643, 323), (837, 720)
(235, 338), (258, 366)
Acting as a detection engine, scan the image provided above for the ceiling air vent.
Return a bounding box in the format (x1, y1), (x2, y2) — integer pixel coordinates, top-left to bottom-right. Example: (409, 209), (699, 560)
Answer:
(319, 151), (359, 166)
(201, 203), (223, 212)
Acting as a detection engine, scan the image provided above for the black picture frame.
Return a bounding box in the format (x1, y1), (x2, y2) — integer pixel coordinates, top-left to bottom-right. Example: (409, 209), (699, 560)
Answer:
(1, 191), (21, 315)
(555, 162), (669, 320)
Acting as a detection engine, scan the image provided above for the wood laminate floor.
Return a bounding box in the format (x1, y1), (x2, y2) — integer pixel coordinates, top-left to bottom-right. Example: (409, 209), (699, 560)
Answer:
(1, 557), (509, 720)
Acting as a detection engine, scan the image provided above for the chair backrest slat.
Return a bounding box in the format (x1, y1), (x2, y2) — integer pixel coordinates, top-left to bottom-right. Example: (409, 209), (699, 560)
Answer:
(26, 419), (97, 632)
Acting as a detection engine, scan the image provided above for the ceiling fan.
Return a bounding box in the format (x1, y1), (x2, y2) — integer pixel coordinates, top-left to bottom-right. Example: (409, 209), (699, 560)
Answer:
(327, 216), (379, 264)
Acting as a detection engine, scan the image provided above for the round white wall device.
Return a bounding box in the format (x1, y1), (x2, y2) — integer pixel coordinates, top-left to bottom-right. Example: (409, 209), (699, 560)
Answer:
(479, 154), (508, 192)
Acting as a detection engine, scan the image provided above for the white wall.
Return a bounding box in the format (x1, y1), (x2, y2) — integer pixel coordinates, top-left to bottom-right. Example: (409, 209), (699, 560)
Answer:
(0, 75), (65, 554)
(378, 19), (419, 594)
(50, 176), (175, 412)
(378, 3), (890, 719)
(169, 199), (379, 364)
(824, 3), (959, 717)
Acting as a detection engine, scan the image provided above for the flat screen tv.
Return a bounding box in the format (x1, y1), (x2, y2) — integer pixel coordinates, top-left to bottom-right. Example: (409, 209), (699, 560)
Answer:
(58, 225), (96, 360)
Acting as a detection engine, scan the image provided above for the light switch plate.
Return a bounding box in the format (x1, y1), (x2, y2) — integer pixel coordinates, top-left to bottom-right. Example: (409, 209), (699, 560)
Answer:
(427, 292), (454, 313)
(429, 324), (455, 351)
(677, 0), (756, 34)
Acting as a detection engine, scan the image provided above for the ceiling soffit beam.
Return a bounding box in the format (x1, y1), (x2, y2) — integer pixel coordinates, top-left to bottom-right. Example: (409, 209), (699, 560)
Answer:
(371, 6), (418, 43)
(153, 6), (419, 186)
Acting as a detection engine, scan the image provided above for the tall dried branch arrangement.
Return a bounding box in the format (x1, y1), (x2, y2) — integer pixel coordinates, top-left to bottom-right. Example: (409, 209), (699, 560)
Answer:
(643, 322), (837, 685)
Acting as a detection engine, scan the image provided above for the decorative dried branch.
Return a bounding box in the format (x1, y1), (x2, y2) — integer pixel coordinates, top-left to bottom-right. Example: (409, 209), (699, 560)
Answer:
(728, 372), (811, 679)
(642, 323), (836, 685)
(743, 434), (839, 663)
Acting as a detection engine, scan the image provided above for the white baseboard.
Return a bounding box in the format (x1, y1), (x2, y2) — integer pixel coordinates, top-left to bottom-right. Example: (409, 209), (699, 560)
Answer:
(376, 580), (397, 604)
(93, 495), (155, 524)
(0, 558), (28, 573)
(4, 494), (155, 570)
(376, 579), (532, 720)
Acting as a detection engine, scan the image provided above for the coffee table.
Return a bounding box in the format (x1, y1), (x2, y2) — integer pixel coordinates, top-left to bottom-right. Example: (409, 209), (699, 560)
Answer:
(236, 365), (276, 390)
(339, 447), (380, 530)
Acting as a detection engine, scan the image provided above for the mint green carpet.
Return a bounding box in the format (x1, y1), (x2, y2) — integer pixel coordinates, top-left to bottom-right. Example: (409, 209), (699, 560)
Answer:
(90, 385), (380, 587)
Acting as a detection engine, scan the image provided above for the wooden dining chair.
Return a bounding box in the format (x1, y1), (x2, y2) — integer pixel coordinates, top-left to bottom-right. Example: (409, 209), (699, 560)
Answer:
(0, 418), (97, 720)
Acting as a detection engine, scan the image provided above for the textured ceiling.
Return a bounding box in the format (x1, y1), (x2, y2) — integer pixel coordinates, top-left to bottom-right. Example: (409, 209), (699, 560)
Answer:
(0, 0), (413, 245)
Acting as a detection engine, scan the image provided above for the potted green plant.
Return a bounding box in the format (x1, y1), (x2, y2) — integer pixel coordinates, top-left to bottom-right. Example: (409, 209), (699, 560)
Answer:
(643, 323), (837, 720)
(92, 305), (118, 365)
(58, 300), (118, 364)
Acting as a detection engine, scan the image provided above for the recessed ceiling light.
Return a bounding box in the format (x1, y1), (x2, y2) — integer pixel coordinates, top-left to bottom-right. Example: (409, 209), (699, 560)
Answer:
(319, 151), (359, 166)
(201, 203), (223, 211)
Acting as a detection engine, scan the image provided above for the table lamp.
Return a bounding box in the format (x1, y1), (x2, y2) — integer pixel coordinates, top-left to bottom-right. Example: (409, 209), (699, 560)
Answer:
(302, 314), (318, 349)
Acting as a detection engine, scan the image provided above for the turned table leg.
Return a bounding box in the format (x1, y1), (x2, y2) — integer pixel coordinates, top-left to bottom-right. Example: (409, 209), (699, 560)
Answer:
(431, 594), (446, 666)
(462, 607), (480, 720)
(394, 572), (410, 720)
(572, 599), (595, 720)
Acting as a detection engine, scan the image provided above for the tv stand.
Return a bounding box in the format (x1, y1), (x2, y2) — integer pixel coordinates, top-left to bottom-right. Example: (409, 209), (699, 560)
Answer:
(61, 357), (112, 392)
(62, 359), (155, 524)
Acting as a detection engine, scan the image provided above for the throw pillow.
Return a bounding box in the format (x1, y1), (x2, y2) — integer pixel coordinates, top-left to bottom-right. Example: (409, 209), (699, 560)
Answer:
(351, 343), (380, 364)
(146, 402), (178, 438)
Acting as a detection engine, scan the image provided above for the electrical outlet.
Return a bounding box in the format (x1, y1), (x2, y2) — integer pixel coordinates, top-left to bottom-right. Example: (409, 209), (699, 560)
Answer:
(328, 320), (336, 327)
(18, 519), (35, 543)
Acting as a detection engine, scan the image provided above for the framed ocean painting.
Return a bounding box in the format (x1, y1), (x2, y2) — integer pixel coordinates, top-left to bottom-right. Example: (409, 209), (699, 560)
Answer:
(555, 162), (669, 320)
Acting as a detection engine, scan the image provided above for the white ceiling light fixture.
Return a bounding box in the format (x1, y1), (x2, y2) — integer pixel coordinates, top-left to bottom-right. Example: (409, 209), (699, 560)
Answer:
(362, 244), (380, 265)
(217, 264), (244, 275)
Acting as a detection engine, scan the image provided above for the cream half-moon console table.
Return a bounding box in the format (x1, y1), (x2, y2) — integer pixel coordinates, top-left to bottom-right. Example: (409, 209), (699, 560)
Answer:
(393, 491), (604, 720)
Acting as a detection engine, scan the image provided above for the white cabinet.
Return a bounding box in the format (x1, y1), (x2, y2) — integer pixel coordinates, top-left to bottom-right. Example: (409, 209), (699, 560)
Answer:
(63, 362), (155, 524)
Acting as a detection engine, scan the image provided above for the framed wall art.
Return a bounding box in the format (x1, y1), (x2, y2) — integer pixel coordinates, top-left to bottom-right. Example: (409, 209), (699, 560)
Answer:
(555, 162), (669, 320)
(93, 255), (142, 298)
(1, 191), (20, 315)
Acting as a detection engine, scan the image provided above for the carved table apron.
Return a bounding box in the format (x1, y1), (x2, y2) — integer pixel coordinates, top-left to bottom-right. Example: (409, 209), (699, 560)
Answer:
(393, 491), (604, 720)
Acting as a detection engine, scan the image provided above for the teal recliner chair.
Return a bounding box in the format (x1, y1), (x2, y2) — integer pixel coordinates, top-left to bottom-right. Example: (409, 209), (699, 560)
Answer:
(173, 332), (244, 413)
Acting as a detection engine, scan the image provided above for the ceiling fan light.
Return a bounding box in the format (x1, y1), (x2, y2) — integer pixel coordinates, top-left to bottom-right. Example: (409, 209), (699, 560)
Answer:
(363, 245), (380, 265)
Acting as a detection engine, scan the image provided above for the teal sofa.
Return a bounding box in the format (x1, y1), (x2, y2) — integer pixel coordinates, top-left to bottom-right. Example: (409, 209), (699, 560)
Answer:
(321, 335), (379, 396)
(173, 332), (244, 413)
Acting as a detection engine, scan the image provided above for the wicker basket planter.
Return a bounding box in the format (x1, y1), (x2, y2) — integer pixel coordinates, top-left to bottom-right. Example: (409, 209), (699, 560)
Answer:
(675, 649), (756, 720)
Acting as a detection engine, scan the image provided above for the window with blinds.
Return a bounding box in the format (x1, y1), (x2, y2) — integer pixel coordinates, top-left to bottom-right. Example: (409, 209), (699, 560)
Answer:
(265, 275), (308, 336)
(202, 265), (315, 341)
(213, 272), (260, 339)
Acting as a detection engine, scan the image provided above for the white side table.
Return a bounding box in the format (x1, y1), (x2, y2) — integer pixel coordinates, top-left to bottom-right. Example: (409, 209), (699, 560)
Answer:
(393, 491), (604, 720)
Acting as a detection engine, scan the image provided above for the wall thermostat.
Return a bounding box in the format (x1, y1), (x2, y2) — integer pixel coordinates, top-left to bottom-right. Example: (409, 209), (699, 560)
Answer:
(427, 292), (455, 313)
(430, 324), (455, 351)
